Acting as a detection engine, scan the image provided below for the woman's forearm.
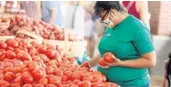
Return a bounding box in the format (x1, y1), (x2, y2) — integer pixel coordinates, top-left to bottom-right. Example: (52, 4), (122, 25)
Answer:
(89, 54), (101, 67)
(119, 57), (156, 68)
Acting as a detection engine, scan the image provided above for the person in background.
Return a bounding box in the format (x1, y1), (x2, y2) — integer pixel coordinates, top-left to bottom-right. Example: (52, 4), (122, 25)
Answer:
(41, 1), (63, 27)
(19, 1), (41, 20)
(0, 1), (23, 14)
(81, 1), (156, 87)
(61, 1), (85, 39)
(84, 2), (96, 58)
(122, 1), (151, 29)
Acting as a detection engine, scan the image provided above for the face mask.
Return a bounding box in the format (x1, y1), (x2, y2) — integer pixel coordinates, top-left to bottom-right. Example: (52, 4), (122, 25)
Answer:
(102, 18), (114, 28)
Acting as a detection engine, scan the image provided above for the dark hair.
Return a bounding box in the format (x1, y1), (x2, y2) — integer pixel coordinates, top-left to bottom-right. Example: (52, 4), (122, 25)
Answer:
(94, 1), (124, 15)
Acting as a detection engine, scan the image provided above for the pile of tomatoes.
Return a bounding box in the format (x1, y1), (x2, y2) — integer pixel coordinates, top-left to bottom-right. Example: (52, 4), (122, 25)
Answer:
(0, 15), (82, 41)
(0, 38), (118, 87)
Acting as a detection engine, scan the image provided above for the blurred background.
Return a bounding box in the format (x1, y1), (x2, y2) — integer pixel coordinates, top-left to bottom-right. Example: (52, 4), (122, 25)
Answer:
(0, 1), (171, 87)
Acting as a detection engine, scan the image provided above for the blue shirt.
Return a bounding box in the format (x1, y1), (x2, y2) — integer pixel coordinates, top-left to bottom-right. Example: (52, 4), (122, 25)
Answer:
(41, 1), (63, 26)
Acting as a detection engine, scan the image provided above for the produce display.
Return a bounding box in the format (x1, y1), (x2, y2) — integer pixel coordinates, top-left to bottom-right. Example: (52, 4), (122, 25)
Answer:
(0, 38), (119, 87)
(0, 15), (82, 41)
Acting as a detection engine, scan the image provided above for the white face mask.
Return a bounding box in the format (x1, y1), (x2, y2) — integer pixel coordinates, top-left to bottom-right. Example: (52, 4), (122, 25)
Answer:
(101, 18), (114, 28)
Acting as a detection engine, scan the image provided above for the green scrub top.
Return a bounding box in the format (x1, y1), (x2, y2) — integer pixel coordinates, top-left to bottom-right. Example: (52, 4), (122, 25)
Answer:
(97, 15), (154, 87)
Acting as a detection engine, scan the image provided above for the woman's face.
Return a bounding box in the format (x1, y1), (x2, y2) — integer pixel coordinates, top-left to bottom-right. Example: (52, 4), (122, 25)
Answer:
(98, 9), (120, 28)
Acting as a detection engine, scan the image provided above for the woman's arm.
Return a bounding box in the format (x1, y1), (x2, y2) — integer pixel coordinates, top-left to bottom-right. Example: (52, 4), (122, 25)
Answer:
(88, 54), (101, 67)
(118, 51), (156, 68)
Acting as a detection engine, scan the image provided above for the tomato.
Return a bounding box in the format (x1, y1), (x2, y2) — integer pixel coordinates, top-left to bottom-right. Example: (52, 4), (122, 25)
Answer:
(4, 61), (13, 67)
(45, 49), (55, 59)
(12, 67), (22, 74)
(71, 71), (81, 81)
(46, 84), (57, 87)
(37, 45), (47, 54)
(4, 72), (15, 82)
(39, 77), (48, 85)
(99, 59), (109, 68)
(22, 73), (33, 84)
(0, 49), (5, 60)
(5, 50), (16, 59)
(12, 59), (23, 67)
(21, 53), (32, 61)
(34, 84), (44, 87)
(0, 42), (7, 49)
(32, 68), (44, 80)
(103, 53), (115, 64)
(7, 40), (18, 48)
(48, 76), (61, 85)
(32, 55), (42, 62)
(81, 62), (90, 68)
(78, 81), (91, 87)
(0, 80), (10, 87)
(29, 48), (37, 56)
(54, 68), (63, 76)
(39, 54), (49, 62)
(13, 76), (22, 85)
(61, 75), (68, 82)
(22, 84), (33, 87)
(11, 83), (21, 87)
(45, 66), (54, 75)
(91, 74), (103, 83)
(103, 82), (118, 87)
(6, 46), (14, 51)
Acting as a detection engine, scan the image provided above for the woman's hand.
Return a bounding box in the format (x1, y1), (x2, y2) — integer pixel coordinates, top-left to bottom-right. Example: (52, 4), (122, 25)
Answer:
(81, 61), (91, 69)
(103, 52), (122, 66)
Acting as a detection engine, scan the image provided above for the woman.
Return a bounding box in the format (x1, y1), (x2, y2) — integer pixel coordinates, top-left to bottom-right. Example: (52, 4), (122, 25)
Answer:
(81, 1), (156, 87)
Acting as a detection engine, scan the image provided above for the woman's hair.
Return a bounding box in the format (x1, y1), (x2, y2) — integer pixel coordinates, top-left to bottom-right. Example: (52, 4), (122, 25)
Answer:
(94, 1), (124, 15)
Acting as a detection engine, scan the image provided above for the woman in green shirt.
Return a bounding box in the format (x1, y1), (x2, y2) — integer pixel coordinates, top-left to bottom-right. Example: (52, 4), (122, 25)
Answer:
(81, 1), (156, 87)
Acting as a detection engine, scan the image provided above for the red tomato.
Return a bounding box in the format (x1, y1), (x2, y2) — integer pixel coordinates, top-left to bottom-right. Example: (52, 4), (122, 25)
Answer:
(61, 75), (68, 82)
(7, 40), (18, 48)
(0, 80), (10, 87)
(4, 72), (15, 82)
(37, 45), (47, 54)
(5, 50), (16, 59)
(29, 48), (37, 56)
(13, 76), (22, 85)
(91, 82), (103, 87)
(12, 67), (22, 74)
(46, 84), (57, 87)
(103, 53), (115, 64)
(0, 49), (5, 60)
(6, 46), (14, 51)
(45, 49), (55, 59)
(45, 66), (54, 75)
(12, 59), (23, 67)
(0, 42), (7, 49)
(54, 68), (63, 76)
(91, 74), (103, 83)
(39, 77), (48, 85)
(32, 68), (44, 80)
(34, 84), (44, 87)
(99, 59), (109, 68)
(48, 76), (61, 85)
(39, 54), (49, 62)
(4, 61), (13, 67)
(22, 73), (33, 84)
(78, 81), (91, 87)
(21, 53), (32, 61)
(103, 82), (118, 87)
(27, 62), (38, 72)
(22, 84), (33, 87)
(11, 83), (21, 87)
(81, 62), (90, 68)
